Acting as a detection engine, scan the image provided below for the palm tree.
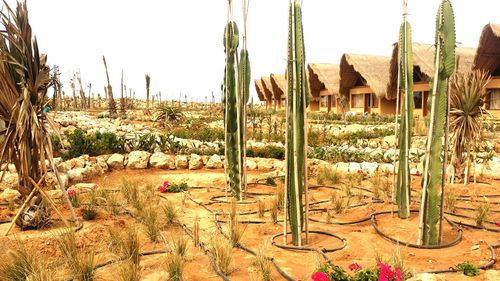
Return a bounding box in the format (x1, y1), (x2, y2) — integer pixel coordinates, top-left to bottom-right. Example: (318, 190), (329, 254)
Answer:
(0, 2), (75, 229)
(449, 69), (490, 183)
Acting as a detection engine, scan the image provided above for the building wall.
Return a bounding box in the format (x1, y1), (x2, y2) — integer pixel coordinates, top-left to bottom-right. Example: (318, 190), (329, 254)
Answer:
(380, 97), (397, 115)
(486, 77), (500, 118)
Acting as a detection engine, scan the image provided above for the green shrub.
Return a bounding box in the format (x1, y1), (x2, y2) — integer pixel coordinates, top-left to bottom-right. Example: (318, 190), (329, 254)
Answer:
(136, 133), (157, 152)
(246, 145), (285, 160)
(65, 129), (125, 159)
(456, 261), (480, 277)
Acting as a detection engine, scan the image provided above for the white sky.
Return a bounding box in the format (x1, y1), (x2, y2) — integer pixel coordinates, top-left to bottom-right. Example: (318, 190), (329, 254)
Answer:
(3, 0), (499, 102)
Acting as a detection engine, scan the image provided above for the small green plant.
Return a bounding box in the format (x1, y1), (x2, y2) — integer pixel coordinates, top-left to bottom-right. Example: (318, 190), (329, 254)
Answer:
(265, 177), (277, 186)
(105, 192), (122, 215)
(162, 201), (179, 225)
(141, 207), (161, 243)
(82, 191), (98, 221)
(475, 200), (490, 227)
(136, 133), (157, 153)
(334, 198), (346, 214)
(456, 261), (480, 276)
(170, 236), (189, 258)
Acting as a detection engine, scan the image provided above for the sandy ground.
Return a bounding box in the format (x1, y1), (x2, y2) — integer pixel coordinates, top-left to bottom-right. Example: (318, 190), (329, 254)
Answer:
(0, 168), (499, 280)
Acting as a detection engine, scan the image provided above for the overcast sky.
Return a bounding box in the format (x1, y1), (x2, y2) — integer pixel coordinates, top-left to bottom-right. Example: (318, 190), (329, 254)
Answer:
(4, 0), (499, 102)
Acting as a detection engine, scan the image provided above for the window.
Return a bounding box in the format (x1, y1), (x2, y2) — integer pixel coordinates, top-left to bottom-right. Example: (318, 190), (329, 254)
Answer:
(491, 89), (500, 110)
(372, 94), (379, 108)
(414, 92), (423, 109)
(351, 94), (364, 108)
(321, 96), (328, 108)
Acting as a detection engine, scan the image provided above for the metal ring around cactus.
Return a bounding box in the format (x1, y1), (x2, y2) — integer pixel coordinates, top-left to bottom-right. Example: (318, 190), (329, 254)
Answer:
(271, 230), (347, 253)
(370, 210), (462, 249)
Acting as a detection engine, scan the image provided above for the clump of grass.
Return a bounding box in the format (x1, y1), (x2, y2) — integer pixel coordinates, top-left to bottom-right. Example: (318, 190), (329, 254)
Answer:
(475, 200), (490, 227)
(325, 208), (333, 224)
(370, 171), (382, 199)
(193, 217), (200, 247)
(257, 200), (266, 218)
(165, 253), (184, 281)
(254, 243), (272, 281)
(119, 261), (141, 281)
(141, 207), (160, 243)
(228, 199), (246, 246)
(276, 188), (284, 210)
(270, 199), (279, 224)
(333, 198), (346, 214)
(208, 234), (234, 275)
(56, 230), (95, 281)
(316, 166), (340, 185)
(162, 201), (178, 225)
(120, 179), (139, 205)
(342, 183), (353, 197)
(108, 226), (141, 266)
(381, 177), (392, 200)
(82, 190), (98, 221)
(456, 261), (480, 277)
(171, 236), (189, 258)
(445, 192), (457, 213)
(0, 244), (50, 281)
(392, 246), (411, 280)
(106, 192), (122, 215)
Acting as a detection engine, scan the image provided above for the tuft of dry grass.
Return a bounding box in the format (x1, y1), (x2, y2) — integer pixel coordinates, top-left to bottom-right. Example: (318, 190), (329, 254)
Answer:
(445, 192), (457, 213)
(56, 230), (95, 281)
(108, 226), (141, 266)
(208, 234), (234, 275)
(257, 200), (266, 218)
(162, 201), (179, 225)
(270, 199), (279, 224)
(165, 253), (185, 281)
(316, 166), (341, 185)
(119, 261), (141, 281)
(228, 199), (247, 246)
(0, 244), (52, 281)
(254, 243), (272, 281)
(475, 200), (490, 227)
(141, 207), (161, 243)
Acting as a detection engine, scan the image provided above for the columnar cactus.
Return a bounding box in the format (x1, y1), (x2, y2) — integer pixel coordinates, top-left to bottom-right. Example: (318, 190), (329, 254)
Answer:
(396, 0), (414, 219)
(418, 0), (456, 246)
(285, 0), (309, 246)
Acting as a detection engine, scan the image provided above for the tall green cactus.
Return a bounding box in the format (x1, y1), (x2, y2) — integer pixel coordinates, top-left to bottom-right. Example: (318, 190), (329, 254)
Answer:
(417, 0), (456, 245)
(223, 18), (243, 200)
(285, 0), (309, 246)
(396, 1), (414, 219)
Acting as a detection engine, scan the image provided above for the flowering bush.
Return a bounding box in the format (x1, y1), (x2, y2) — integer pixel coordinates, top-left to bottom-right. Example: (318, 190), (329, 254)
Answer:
(348, 263), (362, 272)
(67, 189), (79, 207)
(377, 262), (401, 281)
(159, 181), (170, 193)
(67, 189), (77, 197)
(311, 272), (329, 281)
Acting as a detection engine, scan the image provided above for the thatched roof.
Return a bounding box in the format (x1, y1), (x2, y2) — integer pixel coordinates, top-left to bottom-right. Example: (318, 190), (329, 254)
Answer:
(261, 76), (274, 101)
(387, 43), (476, 98)
(308, 64), (340, 97)
(270, 74), (286, 101)
(474, 23), (500, 73)
(254, 79), (266, 102)
(339, 54), (391, 99)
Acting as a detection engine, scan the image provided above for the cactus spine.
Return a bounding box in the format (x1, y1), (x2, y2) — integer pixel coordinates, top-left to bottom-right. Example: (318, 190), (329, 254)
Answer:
(285, 0), (309, 246)
(396, 0), (414, 219)
(417, 0), (456, 245)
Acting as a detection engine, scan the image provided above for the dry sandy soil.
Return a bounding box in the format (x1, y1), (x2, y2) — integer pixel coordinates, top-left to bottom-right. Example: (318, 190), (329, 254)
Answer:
(0, 168), (499, 280)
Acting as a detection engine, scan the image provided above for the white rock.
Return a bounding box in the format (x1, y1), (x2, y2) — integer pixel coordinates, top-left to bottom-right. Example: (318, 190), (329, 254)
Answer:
(67, 168), (85, 182)
(348, 162), (362, 173)
(7, 163), (16, 173)
(175, 155), (189, 169)
(246, 159), (258, 170)
(273, 160), (284, 171)
(47, 189), (64, 200)
(257, 158), (274, 169)
(335, 162), (350, 174)
(382, 135), (396, 149)
(107, 154), (125, 170)
(0, 188), (21, 202)
(149, 152), (172, 169)
(68, 183), (98, 193)
(127, 151), (151, 169)
(360, 162), (378, 174)
(57, 162), (71, 173)
(206, 154), (224, 169)
(189, 154), (204, 170)
(379, 163), (396, 175)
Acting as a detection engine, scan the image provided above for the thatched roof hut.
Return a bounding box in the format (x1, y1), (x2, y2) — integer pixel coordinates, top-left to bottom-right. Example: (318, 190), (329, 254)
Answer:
(474, 23), (500, 73)
(387, 43), (476, 98)
(308, 64), (340, 97)
(339, 54), (391, 99)
(254, 79), (266, 102)
(261, 76), (274, 102)
(270, 74), (286, 102)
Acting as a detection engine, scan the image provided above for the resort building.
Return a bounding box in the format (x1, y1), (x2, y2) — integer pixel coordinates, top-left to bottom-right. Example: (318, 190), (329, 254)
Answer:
(308, 64), (341, 113)
(270, 73), (286, 109)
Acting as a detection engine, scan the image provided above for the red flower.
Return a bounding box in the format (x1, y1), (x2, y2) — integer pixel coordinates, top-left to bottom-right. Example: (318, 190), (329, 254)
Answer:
(415, 170), (421, 176)
(348, 262), (362, 272)
(159, 181), (170, 193)
(496, 222), (500, 227)
(357, 170), (364, 175)
(67, 189), (77, 197)
(311, 272), (329, 281)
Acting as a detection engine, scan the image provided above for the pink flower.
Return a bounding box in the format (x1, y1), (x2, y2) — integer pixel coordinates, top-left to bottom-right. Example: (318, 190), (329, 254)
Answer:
(67, 189), (77, 197)
(311, 272), (329, 281)
(159, 181), (170, 193)
(348, 262), (362, 272)
(163, 181), (170, 188)
(496, 222), (500, 227)
(377, 262), (401, 281)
